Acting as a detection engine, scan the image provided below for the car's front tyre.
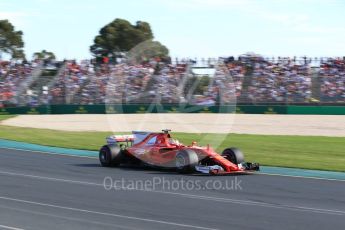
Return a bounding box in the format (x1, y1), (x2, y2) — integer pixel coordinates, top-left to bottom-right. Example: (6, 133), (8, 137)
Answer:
(221, 147), (244, 165)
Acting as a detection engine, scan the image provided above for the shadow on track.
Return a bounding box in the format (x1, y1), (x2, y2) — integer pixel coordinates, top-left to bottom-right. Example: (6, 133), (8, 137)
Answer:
(72, 163), (253, 177)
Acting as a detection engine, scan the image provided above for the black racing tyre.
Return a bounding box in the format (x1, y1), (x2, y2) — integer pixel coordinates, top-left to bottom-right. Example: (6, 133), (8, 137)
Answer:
(221, 147), (244, 164)
(175, 149), (199, 174)
(99, 144), (123, 167)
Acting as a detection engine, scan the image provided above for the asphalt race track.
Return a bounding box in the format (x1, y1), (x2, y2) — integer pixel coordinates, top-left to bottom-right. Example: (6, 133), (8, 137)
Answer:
(0, 148), (344, 230)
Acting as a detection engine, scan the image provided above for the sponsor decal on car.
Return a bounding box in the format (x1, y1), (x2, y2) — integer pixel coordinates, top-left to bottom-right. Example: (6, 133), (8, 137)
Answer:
(134, 149), (147, 155)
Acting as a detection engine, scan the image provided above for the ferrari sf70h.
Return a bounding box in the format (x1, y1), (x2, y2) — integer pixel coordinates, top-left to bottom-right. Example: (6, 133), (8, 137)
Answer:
(99, 129), (259, 174)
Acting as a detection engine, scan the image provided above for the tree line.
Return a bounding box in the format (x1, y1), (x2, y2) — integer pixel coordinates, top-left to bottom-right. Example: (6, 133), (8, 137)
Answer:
(0, 18), (169, 62)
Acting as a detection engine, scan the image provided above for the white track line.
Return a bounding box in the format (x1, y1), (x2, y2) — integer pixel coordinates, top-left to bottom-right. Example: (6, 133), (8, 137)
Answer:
(0, 224), (25, 230)
(258, 172), (345, 182)
(0, 196), (216, 230)
(1, 146), (345, 182)
(0, 147), (96, 159)
(0, 204), (138, 230)
(0, 170), (344, 216)
(0, 170), (101, 187)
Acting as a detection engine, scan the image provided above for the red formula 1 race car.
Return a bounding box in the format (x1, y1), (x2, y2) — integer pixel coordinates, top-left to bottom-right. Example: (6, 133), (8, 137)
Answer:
(99, 129), (259, 175)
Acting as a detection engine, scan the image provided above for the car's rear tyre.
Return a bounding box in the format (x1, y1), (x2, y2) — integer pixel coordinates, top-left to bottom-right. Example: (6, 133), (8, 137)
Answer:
(99, 145), (123, 167)
(221, 147), (244, 164)
(175, 149), (199, 174)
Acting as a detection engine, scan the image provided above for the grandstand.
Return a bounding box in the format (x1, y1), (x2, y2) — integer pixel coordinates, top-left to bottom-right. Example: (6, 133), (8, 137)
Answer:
(1, 54), (345, 108)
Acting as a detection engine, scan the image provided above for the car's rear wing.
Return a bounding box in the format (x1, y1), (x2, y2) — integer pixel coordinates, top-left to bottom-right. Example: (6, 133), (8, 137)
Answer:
(106, 131), (152, 145)
(106, 135), (135, 145)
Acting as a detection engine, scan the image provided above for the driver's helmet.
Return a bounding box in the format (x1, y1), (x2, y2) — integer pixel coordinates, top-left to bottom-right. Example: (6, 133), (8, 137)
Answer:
(168, 138), (180, 145)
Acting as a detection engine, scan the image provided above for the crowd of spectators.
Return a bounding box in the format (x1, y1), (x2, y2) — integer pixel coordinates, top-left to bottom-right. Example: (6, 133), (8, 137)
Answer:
(145, 62), (187, 104)
(245, 58), (312, 103)
(92, 63), (153, 104)
(225, 62), (246, 99)
(1, 55), (345, 107)
(199, 62), (245, 105)
(50, 60), (94, 104)
(319, 58), (345, 102)
(0, 60), (38, 107)
(50, 59), (189, 105)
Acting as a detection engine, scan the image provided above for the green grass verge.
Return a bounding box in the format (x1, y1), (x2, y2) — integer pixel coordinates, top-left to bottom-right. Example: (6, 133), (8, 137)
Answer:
(0, 115), (16, 121)
(0, 115), (344, 172)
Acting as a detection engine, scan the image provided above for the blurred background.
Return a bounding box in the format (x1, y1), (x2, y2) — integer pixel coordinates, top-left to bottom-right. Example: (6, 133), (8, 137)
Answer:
(0, 0), (344, 111)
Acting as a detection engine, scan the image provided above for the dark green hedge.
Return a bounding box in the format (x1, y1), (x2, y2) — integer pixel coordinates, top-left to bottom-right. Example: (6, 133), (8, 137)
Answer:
(1, 104), (344, 115)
